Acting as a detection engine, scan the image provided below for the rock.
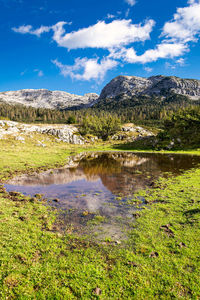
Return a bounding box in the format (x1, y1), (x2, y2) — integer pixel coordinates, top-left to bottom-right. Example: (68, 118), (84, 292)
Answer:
(15, 136), (25, 142)
(132, 212), (141, 218)
(19, 216), (27, 221)
(93, 287), (102, 296)
(122, 126), (136, 132)
(0, 89), (99, 110)
(36, 141), (46, 147)
(149, 251), (159, 258)
(90, 136), (98, 142)
(112, 123), (155, 142)
(160, 224), (174, 237)
(35, 126), (85, 144)
(179, 242), (186, 248)
(115, 240), (121, 245)
(99, 75), (200, 101)
(0, 120), (86, 144)
(112, 134), (127, 141)
(52, 198), (59, 203)
(34, 194), (43, 199)
(9, 191), (21, 197)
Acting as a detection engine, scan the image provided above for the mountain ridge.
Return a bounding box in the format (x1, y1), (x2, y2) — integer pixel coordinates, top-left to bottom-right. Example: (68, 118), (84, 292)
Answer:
(0, 89), (99, 110)
(0, 75), (200, 111)
(99, 75), (200, 101)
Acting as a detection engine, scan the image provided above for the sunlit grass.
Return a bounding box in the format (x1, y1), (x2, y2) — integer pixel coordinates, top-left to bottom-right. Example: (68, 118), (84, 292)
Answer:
(0, 135), (200, 298)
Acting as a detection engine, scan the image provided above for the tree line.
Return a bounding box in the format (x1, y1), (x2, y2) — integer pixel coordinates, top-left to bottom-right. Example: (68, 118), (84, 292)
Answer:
(0, 93), (200, 129)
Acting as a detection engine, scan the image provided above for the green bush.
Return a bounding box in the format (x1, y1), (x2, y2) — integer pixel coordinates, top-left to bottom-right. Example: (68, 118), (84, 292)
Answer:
(79, 113), (121, 140)
(66, 115), (76, 124)
(157, 107), (200, 149)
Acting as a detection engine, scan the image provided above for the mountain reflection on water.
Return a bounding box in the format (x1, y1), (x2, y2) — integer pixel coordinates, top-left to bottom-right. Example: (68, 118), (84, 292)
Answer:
(5, 152), (200, 240)
(6, 152), (200, 213)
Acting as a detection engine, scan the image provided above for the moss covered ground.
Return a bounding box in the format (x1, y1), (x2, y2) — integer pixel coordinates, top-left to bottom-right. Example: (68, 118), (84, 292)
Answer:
(0, 136), (200, 299)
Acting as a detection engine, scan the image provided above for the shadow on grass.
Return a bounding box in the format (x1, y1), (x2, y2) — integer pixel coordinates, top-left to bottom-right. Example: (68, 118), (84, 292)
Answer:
(110, 137), (200, 153)
(111, 138), (155, 151)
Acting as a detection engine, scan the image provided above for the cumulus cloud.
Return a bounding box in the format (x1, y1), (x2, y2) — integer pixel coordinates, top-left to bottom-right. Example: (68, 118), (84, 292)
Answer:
(12, 1), (200, 82)
(125, 0), (136, 6)
(109, 42), (188, 64)
(12, 25), (51, 37)
(120, 43), (188, 63)
(52, 57), (118, 81)
(51, 19), (155, 50)
(162, 1), (200, 42)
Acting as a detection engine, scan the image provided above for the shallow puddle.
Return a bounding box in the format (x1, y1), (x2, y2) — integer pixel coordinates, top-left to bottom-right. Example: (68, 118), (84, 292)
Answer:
(5, 152), (200, 241)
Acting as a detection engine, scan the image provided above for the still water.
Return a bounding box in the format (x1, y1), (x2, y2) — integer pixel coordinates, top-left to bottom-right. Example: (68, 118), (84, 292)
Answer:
(5, 152), (200, 240)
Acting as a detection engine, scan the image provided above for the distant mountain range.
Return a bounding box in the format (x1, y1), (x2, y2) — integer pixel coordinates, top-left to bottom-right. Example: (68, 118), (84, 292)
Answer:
(0, 89), (99, 110)
(0, 75), (200, 110)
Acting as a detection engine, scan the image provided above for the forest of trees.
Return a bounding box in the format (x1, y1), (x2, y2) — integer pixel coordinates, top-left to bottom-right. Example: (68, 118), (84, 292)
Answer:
(157, 106), (200, 149)
(0, 102), (76, 124)
(0, 93), (200, 129)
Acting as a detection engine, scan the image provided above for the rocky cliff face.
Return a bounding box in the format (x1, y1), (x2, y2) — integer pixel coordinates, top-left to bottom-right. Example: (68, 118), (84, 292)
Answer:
(99, 75), (200, 100)
(0, 89), (99, 110)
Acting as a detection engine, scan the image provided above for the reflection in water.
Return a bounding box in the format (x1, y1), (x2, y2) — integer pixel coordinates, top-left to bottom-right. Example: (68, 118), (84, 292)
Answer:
(5, 152), (200, 240)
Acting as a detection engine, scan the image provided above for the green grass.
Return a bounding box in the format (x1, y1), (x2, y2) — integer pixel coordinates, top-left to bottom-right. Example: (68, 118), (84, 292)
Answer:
(0, 136), (200, 299)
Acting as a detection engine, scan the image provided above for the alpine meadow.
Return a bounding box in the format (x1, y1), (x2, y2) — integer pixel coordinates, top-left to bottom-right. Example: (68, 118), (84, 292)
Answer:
(0, 0), (200, 299)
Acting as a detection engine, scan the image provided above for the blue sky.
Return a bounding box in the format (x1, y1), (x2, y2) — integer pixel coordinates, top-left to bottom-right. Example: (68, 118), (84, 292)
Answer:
(0, 0), (200, 95)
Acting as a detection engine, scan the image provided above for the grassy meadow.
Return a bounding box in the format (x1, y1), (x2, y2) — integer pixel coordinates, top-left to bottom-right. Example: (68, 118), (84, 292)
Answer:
(0, 135), (200, 299)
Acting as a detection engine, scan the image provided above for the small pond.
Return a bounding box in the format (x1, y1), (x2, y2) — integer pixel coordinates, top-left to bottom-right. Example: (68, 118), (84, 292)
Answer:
(5, 152), (200, 241)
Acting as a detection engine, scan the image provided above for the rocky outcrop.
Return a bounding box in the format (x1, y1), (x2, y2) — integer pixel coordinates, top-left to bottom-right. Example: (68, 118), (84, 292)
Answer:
(111, 123), (155, 142)
(0, 120), (85, 144)
(99, 75), (200, 100)
(0, 89), (99, 110)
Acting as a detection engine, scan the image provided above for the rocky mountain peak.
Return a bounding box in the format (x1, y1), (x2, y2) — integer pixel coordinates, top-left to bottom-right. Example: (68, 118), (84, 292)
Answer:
(99, 75), (200, 100)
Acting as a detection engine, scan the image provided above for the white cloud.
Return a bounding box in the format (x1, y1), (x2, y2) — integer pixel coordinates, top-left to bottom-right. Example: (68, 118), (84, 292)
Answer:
(52, 57), (118, 81)
(12, 1), (200, 82)
(110, 42), (188, 64)
(144, 67), (153, 73)
(12, 25), (51, 37)
(162, 1), (200, 42)
(125, 0), (136, 6)
(106, 14), (116, 19)
(51, 19), (155, 50)
(176, 58), (185, 66)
